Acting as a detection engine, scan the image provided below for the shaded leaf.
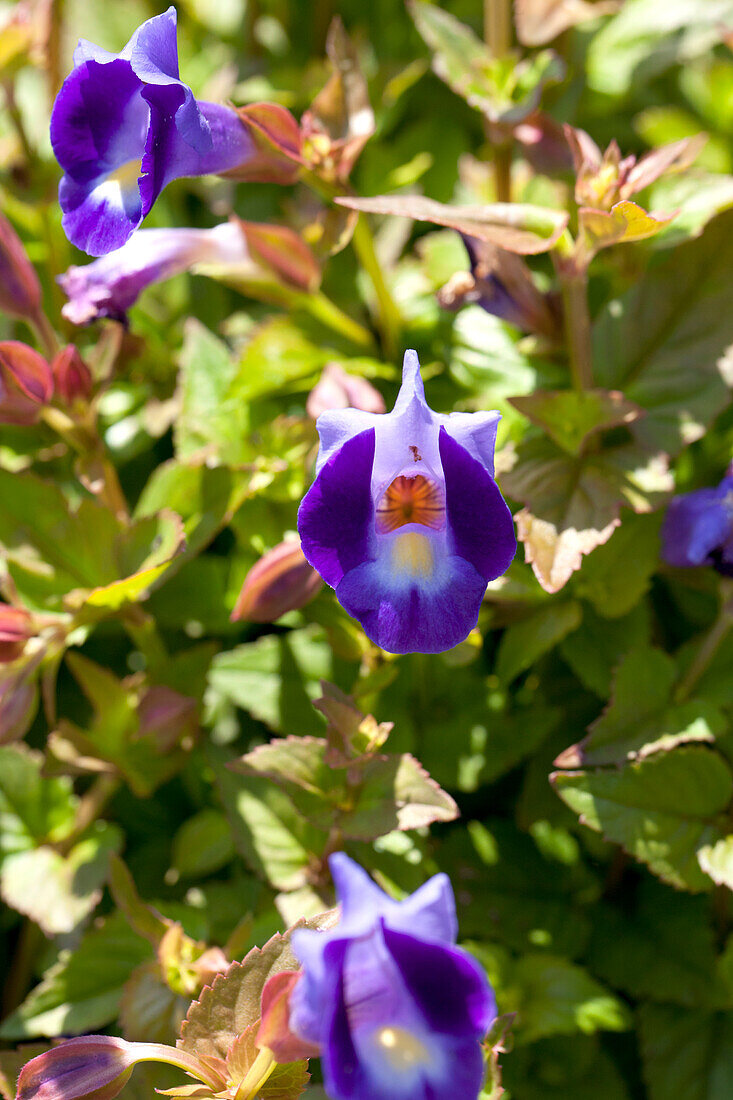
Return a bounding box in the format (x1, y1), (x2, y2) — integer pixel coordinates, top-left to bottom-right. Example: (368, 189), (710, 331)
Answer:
(572, 512), (661, 618)
(172, 810), (236, 880)
(496, 601), (582, 683)
(646, 171), (733, 249)
(510, 954), (631, 1043)
(508, 389), (644, 456)
(639, 1003), (733, 1100)
(553, 747), (733, 891)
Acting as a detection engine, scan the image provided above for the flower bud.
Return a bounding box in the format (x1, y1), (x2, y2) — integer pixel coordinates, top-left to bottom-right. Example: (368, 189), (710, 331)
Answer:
(0, 212), (42, 322)
(0, 341), (53, 424)
(16, 1037), (135, 1100)
(258, 970), (321, 1064)
(0, 664), (38, 744)
(0, 604), (34, 662)
(231, 540), (323, 623)
(52, 346), (93, 404)
(307, 363), (385, 420)
(137, 686), (198, 750)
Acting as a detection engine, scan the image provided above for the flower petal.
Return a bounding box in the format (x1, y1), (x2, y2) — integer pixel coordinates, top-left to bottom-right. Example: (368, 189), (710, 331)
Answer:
(298, 427), (375, 588)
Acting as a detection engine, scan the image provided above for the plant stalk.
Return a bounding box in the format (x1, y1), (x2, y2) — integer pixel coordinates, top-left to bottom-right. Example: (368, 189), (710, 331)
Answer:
(351, 215), (400, 360)
(484, 0), (514, 202)
(674, 583), (733, 703)
(303, 290), (376, 349)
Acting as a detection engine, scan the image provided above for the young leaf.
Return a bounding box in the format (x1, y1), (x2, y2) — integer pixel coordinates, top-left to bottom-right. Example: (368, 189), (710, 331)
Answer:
(579, 201), (676, 259)
(553, 746), (733, 891)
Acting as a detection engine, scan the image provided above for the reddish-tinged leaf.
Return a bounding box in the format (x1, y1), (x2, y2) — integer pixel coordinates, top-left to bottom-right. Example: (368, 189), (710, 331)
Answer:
(257, 972), (319, 1064)
(0, 341), (53, 424)
(335, 195), (569, 254)
(0, 212), (41, 321)
(621, 134), (707, 197)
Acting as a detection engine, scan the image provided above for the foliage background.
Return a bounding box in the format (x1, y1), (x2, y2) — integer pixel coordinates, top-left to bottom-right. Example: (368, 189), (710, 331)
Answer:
(1, 0), (733, 1097)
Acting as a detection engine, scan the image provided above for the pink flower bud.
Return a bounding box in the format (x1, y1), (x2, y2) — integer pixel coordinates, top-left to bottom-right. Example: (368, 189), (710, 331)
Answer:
(307, 363), (385, 420)
(0, 341), (53, 425)
(16, 1037), (135, 1100)
(257, 971), (321, 1064)
(231, 540), (323, 623)
(0, 604), (34, 662)
(52, 346), (93, 404)
(137, 686), (198, 750)
(0, 212), (42, 322)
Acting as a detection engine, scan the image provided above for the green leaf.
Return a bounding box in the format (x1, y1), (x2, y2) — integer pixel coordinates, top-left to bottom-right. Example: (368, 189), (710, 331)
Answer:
(1, 823), (122, 935)
(233, 736), (458, 839)
(0, 745), (75, 862)
(178, 932), (303, 1059)
(593, 213), (733, 456)
(579, 201), (675, 257)
(697, 834), (733, 889)
(408, 0), (564, 123)
(502, 435), (672, 593)
(119, 962), (190, 1045)
(0, 913), (151, 1039)
(496, 601), (582, 684)
(172, 810), (236, 879)
(587, 0), (733, 95)
(553, 747), (733, 891)
(559, 602), (651, 697)
(586, 881), (729, 1009)
(449, 307), (559, 404)
(646, 172), (733, 249)
(639, 1003), (733, 1100)
(508, 389), (644, 456)
(212, 750), (325, 892)
(510, 954), (631, 1043)
(503, 1036), (631, 1100)
(207, 627), (334, 735)
(557, 646), (725, 767)
(174, 319), (247, 464)
(572, 512), (662, 618)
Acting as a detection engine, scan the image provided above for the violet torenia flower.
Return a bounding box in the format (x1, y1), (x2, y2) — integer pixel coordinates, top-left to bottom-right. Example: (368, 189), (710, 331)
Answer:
(59, 222), (247, 323)
(50, 7), (252, 256)
(297, 350), (516, 653)
(289, 852), (495, 1100)
(661, 474), (733, 576)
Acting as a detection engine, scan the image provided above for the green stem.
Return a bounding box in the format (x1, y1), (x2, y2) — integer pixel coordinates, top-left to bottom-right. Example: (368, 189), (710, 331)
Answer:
(131, 1044), (225, 1091)
(40, 407), (130, 519)
(122, 606), (168, 673)
(351, 215), (400, 361)
(30, 309), (61, 361)
(302, 290), (375, 349)
(57, 775), (121, 856)
(3, 79), (34, 166)
(553, 235), (593, 391)
(484, 0), (514, 202)
(2, 920), (43, 1017)
(492, 142), (513, 203)
(234, 1048), (277, 1100)
(674, 583), (733, 704)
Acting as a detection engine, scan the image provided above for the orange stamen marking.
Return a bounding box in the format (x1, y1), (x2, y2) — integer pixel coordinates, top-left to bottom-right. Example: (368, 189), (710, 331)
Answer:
(376, 474), (444, 533)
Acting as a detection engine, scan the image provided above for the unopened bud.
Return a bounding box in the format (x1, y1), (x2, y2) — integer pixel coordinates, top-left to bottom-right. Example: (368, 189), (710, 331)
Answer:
(0, 341), (53, 424)
(231, 540), (323, 623)
(16, 1037), (135, 1100)
(307, 363), (385, 420)
(258, 971), (320, 1063)
(0, 664), (38, 744)
(138, 686), (198, 750)
(0, 604), (34, 662)
(0, 212), (42, 322)
(52, 345), (93, 404)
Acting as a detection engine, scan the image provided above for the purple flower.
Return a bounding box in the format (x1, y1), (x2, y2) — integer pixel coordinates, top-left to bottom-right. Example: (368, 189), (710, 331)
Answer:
(297, 350), (516, 653)
(661, 474), (733, 576)
(59, 221), (247, 323)
(289, 853), (495, 1100)
(50, 7), (252, 256)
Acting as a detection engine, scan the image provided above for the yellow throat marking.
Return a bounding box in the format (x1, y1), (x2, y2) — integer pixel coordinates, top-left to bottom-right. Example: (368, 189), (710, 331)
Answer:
(106, 158), (143, 193)
(374, 1027), (431, 1072)
(391, 531), (434, 580)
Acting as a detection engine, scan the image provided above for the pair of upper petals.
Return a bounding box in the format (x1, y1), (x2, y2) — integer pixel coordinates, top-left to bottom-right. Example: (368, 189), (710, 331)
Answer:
(50, 7), (251, 256)
(298, 351), (516, 654)
(290, 853), (496, 1100)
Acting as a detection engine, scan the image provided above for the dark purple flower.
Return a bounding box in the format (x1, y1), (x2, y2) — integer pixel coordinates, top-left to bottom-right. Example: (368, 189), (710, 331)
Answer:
(59, 221), (247, 323)
(50, 7), (253, 256)
(298, 350), (516, 653)
(661, 474), (733, 577)
(289, 852), (495, 1100)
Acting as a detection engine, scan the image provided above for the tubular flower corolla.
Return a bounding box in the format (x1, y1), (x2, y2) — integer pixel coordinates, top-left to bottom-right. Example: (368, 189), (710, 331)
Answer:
(298, 350), (516, 653)
(50, 7), (252, 256)
(661, 473), (733, 576)
(289, 853), (496, 1100)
